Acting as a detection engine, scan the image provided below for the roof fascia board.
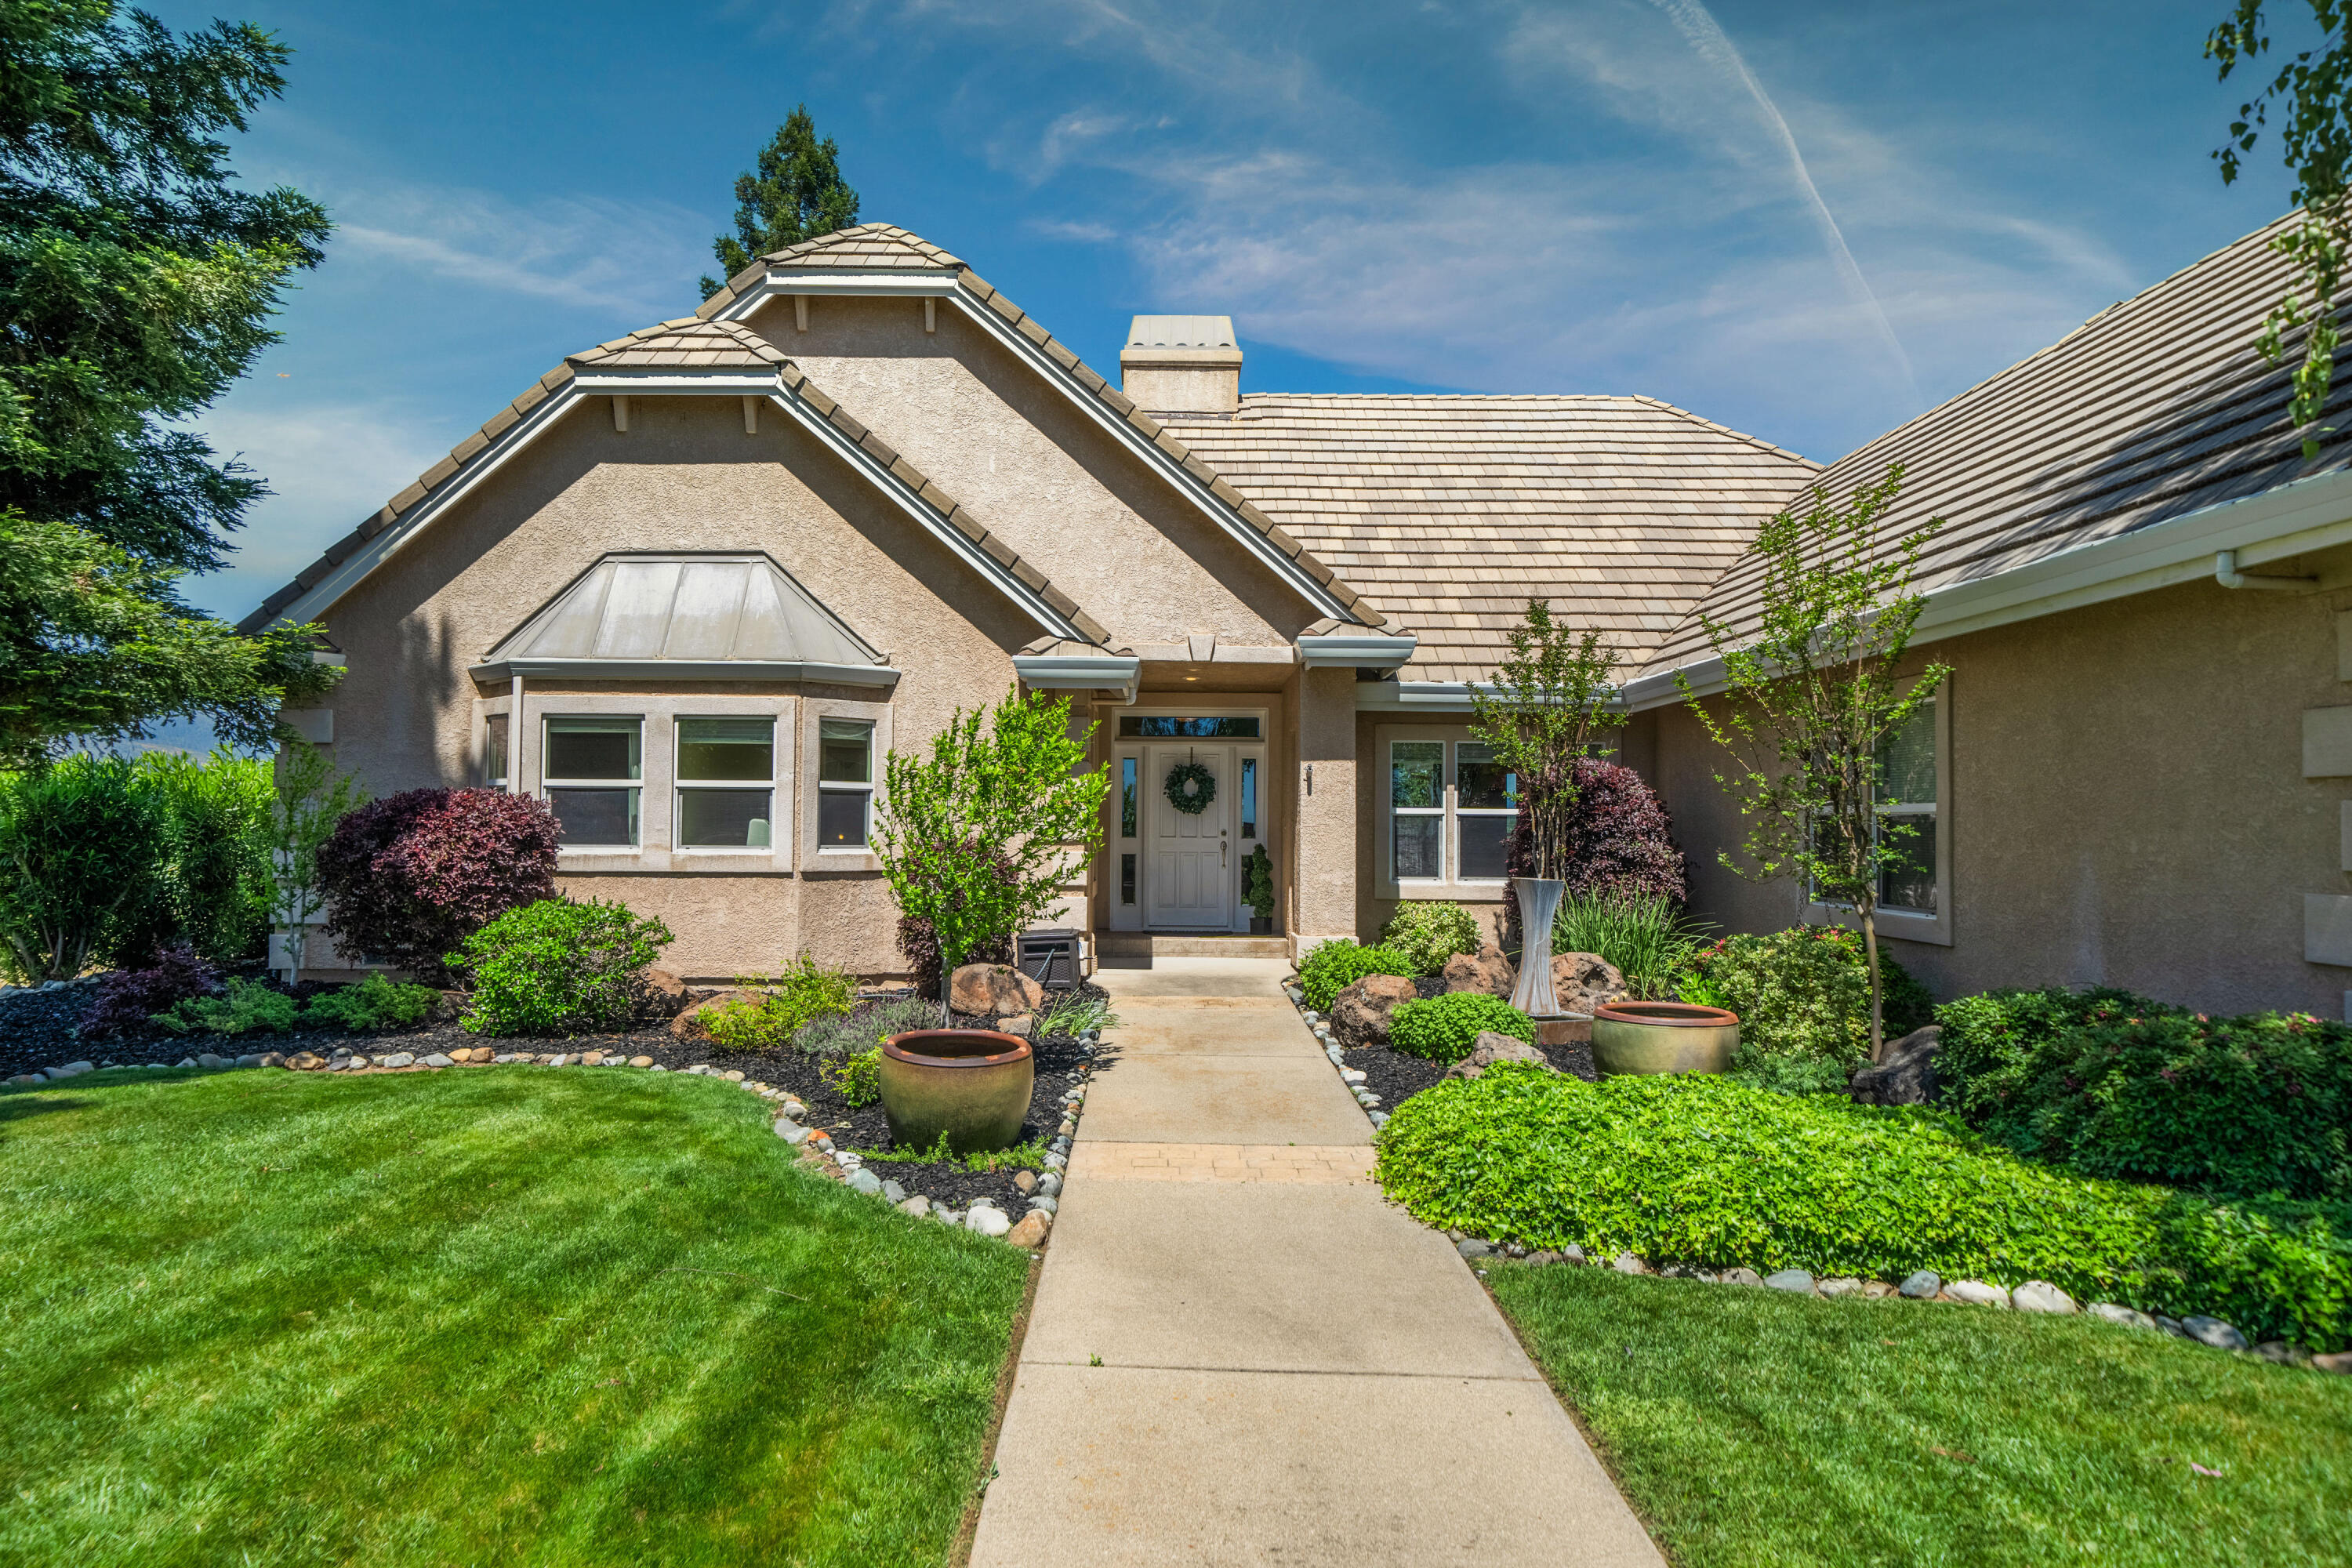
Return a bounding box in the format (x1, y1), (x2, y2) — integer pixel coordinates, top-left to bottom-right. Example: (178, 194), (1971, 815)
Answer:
(765, 270), (957, 296)
(572, 372), (782, 392)
(1354, 679), (1633, 713)
(471, 658), (902, 686)
(1625, 464), (2352, 711)
(1013, 652), (1141, 704)
(713, 277), (1360, 625)
(1298, 632), (1419, 669)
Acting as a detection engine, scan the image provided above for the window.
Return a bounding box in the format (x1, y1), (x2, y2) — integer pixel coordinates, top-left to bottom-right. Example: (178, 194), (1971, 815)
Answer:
(1454, 742), (1515, 881)
(1120, 757), (1138, 838)
(1876, 695), (1937, 915)
(1240, 756), (1258, 840)
(1392, 740), (1444, 880)
(545, 716), (641, 847)
(676, 717), (774, 849)
(483, 713), (509, 789)
(1117, 715), (1261, 739)
(1120, 852), (1137, 905)
(818, 717), (873, 848)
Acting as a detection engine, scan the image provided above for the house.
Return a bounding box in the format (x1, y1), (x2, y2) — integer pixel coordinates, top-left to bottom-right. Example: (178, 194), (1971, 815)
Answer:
(245, 218), (2352, 1020)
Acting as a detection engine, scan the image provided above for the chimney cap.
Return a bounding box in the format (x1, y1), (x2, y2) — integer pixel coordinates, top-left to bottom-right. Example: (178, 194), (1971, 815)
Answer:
(1124, 314), (1236, 350)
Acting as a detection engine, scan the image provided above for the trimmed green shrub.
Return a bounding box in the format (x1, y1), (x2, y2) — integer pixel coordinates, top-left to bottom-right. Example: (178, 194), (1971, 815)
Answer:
(793, 998), (938, 1059)
(1936, 986), (2352, 1202)
(152, 976), (299, 1036)
(448, 898), (673, 1037)
(701, 953), (858, 1051)
(1380, 902), (1482, 976)
(1374, 1068), (2352, 1348)
(1682, 926), (1932, 1084)
(1298, 938), (1414, 1011)
(0, 754), (161, 981)
(300, 975), (441, 1032)
(1388, 993), (1535, 1064)
(1552, 890), (1709, 1000)
(113, 750), (274, 965)
(829, 1046), (882, 1107)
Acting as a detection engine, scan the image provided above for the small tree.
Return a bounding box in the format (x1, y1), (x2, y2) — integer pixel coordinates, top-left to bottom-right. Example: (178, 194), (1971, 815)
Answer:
(1468, 600), (1624, 881)
(875, 688), (1109, 1016)
(267, 741), (368, 985)
(699, 105), (860, 297)
(1676, 464), (1951, 1062)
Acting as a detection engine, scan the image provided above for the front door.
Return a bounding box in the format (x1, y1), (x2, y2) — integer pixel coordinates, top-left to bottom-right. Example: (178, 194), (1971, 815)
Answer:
(1145, 745), (1229, 927)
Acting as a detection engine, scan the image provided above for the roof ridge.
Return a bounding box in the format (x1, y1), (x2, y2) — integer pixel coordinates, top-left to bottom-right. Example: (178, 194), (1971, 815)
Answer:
(1627, 394), (1820, 468)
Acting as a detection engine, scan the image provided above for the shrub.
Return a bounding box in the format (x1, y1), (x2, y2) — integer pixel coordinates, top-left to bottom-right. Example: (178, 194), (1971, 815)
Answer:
(152, 976), (299, 1036)
(1552, 890), (1709, 1000)
(1374, 1068), (2352, 1348)
(702, 953), (858, 1051)
(0, 754), (162, 981)
(893, 837), (1017, 999)
(1936, 986), (2352, 1202)
(1506, 757), (1687, 905)
(1388, 993), (1535, 1064)
(112, 750), (274, 965)
(1683, 926), (1932, 1082)
(829, 1046), (882, 1107)
(78, 946), (222, 1038)
(1380, 902), (1482, 976)
(1298, 939), (1415, 1011)
(318, 788), (561, 984)
(300, 975), (441, 1032)
(793, 997), (939, 1060)
(448, 898), (673, 1037)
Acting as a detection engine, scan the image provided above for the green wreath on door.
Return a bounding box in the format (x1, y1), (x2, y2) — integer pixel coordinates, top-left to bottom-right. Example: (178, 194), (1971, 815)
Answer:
(1163, 760), (1217, 815)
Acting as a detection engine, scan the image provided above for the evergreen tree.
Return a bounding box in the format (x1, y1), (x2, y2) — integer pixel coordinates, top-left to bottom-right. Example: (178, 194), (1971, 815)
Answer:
(699, 105), (859, 298)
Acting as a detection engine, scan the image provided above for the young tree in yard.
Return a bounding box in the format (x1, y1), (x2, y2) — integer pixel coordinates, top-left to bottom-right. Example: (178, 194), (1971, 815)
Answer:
(699, 105), (859, 297)
(1676, 464), (1951, 1062)
(876, 689), (1109, 1018)
(1468, 600), (1625, 881)
(266, 740), (365, 985)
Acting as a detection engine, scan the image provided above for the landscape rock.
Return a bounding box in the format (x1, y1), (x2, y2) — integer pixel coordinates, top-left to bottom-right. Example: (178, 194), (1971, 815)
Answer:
(1561, 1244), (1588, 1265)
(2182, 1316), (2249, 1352)
(897, 1195), (931, 1218)
(1610, 1253), (1651, 1275)
(846, 1169), (884, 1196)
(422, 1053), (456, 1069)
(1861, 1281), (1899, 1300)
(1014, 1171), (1038, 1196)
(1945, 1279), (2010, 1308)
(1440, 943), (1515, 998)
(2011, 1280), (2078, 1316)
(1849, 1025), (1942, 1106)
(2088, 1302), (2158, 1331)
(1818, 1276), (1863, 1299)
(196, 1053), (227, 1069)
(234, 1054), (263, 1069)
(1038, 1172), (1062, 1197)
(259, 1051), (287, 1068)
(1005, 1211), (1050, 1248)
(1550, 951), (1628, 1014)
(949, 963), (1044, 1017)
(775, 1120), (809, 1144)
(379, 1052), (416, 1069)
(1444, 1031), (1554, 1081)
(5, 1073), (40, 1086)
(1330, 973), (1419, 1049)
(1028, 1195), (1058, 1215)
(580, 1050), (606, 1065)
(1526, 1251), (1562, 1266)
(629, 1055), (653, 1068)
(965, 1206), (1013, 1237)
(1719, 1267), (1762, 1286)
(1457, 1238), (1496, 1259)
(881, 1179), (907, 1203)
(2314, 1350), (2352, 1375)
(1764, 1269), (1816, 1294)
(1899, 1270), (1942, 1300)
(2254, 1341), (2308, 1366)
(641, 967), (689, 1014)
(286, 1052), (325, 1071)
(668, 989), (762, 1040)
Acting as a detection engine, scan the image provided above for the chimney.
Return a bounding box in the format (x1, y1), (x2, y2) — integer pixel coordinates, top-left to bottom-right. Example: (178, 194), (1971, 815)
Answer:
(1120, 315), (1241, 414)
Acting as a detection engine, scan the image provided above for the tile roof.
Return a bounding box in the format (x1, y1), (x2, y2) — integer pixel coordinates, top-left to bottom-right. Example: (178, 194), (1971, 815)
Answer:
(565, 317), (789, 371)
(1641, 212), (2350, 679)
(1157, 394), (1819, 683)
(699, 225), (1392, 628)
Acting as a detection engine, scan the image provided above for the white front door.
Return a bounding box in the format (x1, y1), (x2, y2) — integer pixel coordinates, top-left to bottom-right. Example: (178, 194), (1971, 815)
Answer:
(1145, 745), (1230, 927)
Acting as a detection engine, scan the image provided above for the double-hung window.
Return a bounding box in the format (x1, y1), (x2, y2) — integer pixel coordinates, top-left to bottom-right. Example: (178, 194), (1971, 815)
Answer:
(1392, 740), (1445, 880)
(545, 717), (641, 848)
(1454, 742), (1516, 880)
(482, 713), (510, 790)
(1388, 735), (1519, 887)
(1875, 694), (1938, 916)
(818, 718), (874, 848)
(677, 718), (775, 849)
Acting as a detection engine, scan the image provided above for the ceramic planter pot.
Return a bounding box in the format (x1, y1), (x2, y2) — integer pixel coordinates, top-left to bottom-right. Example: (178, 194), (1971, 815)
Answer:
(1249, 916), (1273, 935)
(1590, 1001), (1740, 1076)
(880, 1029), (1034, 1155)
(1508, 877), (1566, 1018)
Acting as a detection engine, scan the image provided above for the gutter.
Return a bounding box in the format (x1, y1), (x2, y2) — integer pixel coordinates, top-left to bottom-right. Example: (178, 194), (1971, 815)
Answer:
(469, 658), (902, 688)
(1297, 632), (1418, 672)
(1013, 652), (1142, 705)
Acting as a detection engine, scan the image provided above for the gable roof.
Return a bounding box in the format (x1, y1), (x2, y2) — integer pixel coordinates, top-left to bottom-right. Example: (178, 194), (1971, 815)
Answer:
(238, 317), (1113, 650)
(1158, 394), (1818, 683)
(696, 223), (1395, 630)
(1639, 212), (2352, 683)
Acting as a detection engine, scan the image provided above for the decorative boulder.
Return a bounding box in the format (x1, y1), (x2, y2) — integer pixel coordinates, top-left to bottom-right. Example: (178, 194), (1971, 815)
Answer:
(1549, 952), (1627, 1015)
(1849, 1025), (1941, 1105)
(1445, 1030), (1554, 1081)
(1330, 973), (1417, 1048)
(1441, 944), (1515, 999)
(949, 963), (1045, 1018)
(668, 989), (762, 1040)
(641, 967), (690, 1014)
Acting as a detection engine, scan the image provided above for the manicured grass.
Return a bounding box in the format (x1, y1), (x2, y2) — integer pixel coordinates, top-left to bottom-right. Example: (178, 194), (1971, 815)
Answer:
(0, 1067), (1029, 1566)
(1490, 1264), (2352, 1567)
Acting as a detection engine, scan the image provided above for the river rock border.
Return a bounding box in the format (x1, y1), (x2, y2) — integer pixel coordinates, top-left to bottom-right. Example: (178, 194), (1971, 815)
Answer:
(1282, 978), (1391, 1129)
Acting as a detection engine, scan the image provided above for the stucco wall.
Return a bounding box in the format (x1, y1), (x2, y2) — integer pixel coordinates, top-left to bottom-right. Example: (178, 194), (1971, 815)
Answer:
(1649, 575), (2352, 1017)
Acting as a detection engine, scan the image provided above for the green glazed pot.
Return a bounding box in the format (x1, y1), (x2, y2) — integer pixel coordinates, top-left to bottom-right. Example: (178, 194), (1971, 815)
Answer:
(1590, 1001), (1740, 1076)
(879, 1029), (1034, 1155)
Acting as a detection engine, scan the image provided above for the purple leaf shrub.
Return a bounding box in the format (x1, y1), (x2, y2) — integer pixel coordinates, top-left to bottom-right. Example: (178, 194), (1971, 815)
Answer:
(1506, 758), (1687, 903)
(318, 789), (561, 984)
(78, 945), (223, 1038)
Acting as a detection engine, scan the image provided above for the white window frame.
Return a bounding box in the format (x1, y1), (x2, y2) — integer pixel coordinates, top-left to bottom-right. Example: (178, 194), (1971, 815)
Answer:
(1452, 739), (1517, 885)
(673, 716), (779, 855)
(543, 713), (644, 851)
(1804, 677), (1953, 946)
(1391, 736), (1448, 887)
(799, 696), (891, 872)
(815, 718), (874, 852)
(482, 711), (510, 790)
(1377, 725), (1515, 902)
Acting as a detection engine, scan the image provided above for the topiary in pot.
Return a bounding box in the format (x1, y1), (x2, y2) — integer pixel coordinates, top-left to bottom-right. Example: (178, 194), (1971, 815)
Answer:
(1388, 992), (1536, 1065)
(318, 789), (561, 984)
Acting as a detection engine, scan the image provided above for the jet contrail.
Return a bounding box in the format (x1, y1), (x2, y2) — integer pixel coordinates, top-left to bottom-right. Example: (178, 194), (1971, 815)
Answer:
(1646, 0), (1920, 403)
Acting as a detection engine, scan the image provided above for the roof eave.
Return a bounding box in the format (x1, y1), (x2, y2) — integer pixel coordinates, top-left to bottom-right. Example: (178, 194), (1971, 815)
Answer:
(471, 657), (902, 688)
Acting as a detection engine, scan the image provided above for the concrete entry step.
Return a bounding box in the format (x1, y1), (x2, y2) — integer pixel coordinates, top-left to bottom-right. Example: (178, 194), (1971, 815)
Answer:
(1098, 932), (1290, 960)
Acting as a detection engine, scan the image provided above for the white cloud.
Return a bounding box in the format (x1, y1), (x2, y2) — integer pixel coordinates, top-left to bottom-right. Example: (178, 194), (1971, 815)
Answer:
(334, 185), (713, 316)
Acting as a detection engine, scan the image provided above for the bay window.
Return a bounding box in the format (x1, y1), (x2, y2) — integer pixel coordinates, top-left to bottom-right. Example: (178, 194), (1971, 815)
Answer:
(676, 717), (775, 848)
(545, 716), (641, 848)
(818, 717), (874, 848)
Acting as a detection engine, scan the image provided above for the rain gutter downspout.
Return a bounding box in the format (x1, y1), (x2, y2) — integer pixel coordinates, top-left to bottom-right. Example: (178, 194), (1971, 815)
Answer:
(2215, 550), (2318, 590)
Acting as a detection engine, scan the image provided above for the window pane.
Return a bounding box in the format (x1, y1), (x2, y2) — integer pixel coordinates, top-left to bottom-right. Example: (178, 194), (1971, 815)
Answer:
(1120, 851), (1137, 905)
(819, 718), (872, 783)
(549, 787), (637, 846)
(1877, 699), (1936, 806)
(1392, 742), (1443, 809)
(484, 714), (508, 785)
(1458, 814), (1512, 880)
(1240, 757), (1257, 839)
(678, 717), (772, 782)
(1881, 815), (1937, 913)
(1117, 716), (1260, 738)
(546, 717), (641, 781)
(1457, 742), (1515, 810)
(678, 787), (773, 848)
(818, 788), (869, 847)
(1120, 757), (1138, 838)
(1395, 813), (1442, 880)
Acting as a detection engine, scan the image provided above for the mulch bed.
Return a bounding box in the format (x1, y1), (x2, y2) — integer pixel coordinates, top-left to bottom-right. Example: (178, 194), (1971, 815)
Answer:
(1, 976), (1109, 1214)
(1327, 978), (1601, 1114)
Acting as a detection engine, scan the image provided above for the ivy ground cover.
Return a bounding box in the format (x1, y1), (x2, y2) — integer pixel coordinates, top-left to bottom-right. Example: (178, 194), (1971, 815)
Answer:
(0, 1067), (1028, 1566)
(1491, 1265), (2352, 1567)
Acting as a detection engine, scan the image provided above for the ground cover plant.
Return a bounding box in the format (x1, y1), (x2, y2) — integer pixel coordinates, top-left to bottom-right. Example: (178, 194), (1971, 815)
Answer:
(1387, 992), (1534, 1065)
(1682, 925), (1933, 1092)
(1490, 1263), (2352, 1568)
(1298, 938), (1415, 1008)
(0, 1066), (1027, 1566)
(1376, 1067), (2352, 1347)
(1379, 902), (1482, 977)
(448, 898), (673, 1036)
(1937, 985), (2352, 1201)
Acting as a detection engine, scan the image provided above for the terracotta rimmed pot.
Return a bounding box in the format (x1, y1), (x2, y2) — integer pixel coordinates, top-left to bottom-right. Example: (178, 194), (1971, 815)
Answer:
(879, 1029), (1034, 1155)
(1590, 1001), (1740, 1076)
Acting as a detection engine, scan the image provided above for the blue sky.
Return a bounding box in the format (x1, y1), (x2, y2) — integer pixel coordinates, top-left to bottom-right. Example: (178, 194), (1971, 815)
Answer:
(152, 0), (2292, 629)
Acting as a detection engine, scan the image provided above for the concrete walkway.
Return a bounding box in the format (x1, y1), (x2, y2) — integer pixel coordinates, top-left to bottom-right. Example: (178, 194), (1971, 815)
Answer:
(969, 957), (1663, 1567)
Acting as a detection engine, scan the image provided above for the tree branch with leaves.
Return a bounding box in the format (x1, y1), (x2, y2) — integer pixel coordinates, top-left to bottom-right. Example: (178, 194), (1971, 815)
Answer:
(1676, 465), (1951, 1062)
(1468, 600), (1625, 881)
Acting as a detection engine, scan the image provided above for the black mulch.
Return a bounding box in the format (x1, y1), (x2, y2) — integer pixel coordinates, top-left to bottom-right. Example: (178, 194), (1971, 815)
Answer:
(2, 975), (1111, 1214)
(1314, 976), (1601, 1115)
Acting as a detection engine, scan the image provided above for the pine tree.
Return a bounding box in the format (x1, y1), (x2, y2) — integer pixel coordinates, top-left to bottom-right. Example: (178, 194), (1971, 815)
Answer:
(699, 106), (860, 298)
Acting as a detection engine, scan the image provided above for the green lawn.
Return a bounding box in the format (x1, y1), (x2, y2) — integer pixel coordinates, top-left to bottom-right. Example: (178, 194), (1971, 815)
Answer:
(0, 1066), (1029, 1567)
(1490, 1263), (2352, 1568)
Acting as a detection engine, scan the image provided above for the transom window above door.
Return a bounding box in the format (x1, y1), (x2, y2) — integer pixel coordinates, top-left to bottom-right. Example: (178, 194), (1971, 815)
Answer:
(1117, 715), (1261, 738)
